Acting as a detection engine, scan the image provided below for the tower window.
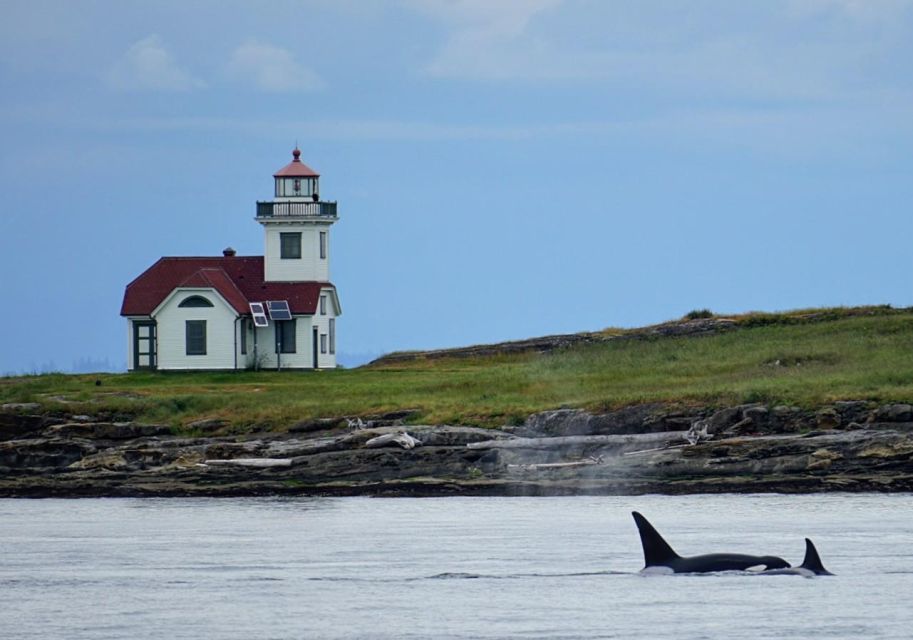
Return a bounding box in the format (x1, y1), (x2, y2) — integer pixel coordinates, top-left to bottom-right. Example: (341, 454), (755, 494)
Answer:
(320, 333), (327, 354)
(185, 320), (207, 355)
(329, 318), (335, 354)
(280, 232), (302, 259)
(320, 295), (327, 315)
(319, 232), (327, 259)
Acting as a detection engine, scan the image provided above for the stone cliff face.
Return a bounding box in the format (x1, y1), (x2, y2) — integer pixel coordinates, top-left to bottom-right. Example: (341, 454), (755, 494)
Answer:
(2, 401), (912, 497)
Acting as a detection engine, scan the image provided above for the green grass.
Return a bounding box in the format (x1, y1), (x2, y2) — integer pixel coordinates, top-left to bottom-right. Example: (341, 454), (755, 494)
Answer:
(3, 308), (913, 430)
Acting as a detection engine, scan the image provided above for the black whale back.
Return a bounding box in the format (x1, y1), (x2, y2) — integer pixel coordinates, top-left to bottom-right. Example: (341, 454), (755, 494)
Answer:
(632, 511), (792, 572)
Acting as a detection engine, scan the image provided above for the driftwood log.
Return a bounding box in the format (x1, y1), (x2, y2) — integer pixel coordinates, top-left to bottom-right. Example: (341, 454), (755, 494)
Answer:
(466, 432), (681, 451)
(507, 457), (604, 471)
(365, 432), (422, 449)
(203, 458), (293, 468)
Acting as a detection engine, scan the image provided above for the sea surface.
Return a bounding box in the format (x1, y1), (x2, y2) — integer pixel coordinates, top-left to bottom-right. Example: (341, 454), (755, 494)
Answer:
(1, 494), (911, 639)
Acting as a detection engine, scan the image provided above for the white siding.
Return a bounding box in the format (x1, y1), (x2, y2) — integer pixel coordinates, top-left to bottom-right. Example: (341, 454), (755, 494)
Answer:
(239, 311), (336, 369)
(310, 287), (338, 369)
(263, 223), (330, 282)
(237, 318), (256, 370)
(153, 289), (239, 370)
(244, 316), (321, 369)
(138, 289), (337, 371)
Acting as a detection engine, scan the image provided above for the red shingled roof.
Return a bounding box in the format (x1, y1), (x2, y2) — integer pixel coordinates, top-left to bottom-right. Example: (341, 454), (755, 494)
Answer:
(274, 148), (319, 178)
(120, 256), (334, 316)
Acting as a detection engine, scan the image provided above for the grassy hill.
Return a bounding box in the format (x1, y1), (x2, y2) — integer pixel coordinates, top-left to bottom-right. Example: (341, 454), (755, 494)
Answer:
(3, 306), (912, 431)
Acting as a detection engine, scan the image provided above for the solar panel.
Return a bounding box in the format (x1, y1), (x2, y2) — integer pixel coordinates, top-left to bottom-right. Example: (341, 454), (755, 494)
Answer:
(267, 300), (292, 321)
(249, 302), (269, 327)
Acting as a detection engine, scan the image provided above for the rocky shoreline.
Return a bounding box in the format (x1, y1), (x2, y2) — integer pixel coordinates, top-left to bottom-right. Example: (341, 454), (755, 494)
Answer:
(2, 401), (913, 498)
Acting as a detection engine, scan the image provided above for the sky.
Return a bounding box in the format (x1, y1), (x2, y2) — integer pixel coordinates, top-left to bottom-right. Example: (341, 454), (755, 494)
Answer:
(1, 0), (912, 373)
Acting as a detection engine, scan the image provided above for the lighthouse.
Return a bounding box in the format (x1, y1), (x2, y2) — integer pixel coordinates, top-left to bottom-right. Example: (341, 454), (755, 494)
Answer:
(121, 148), (341, 371)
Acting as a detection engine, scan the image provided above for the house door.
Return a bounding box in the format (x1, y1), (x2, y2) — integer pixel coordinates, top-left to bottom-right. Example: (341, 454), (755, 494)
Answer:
(133, 321), (157, 370)
(312, 327), (319, 369)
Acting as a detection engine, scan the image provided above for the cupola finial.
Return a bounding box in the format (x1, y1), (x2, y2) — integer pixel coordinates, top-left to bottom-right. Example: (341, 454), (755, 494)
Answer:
(292, 147), (301, 161)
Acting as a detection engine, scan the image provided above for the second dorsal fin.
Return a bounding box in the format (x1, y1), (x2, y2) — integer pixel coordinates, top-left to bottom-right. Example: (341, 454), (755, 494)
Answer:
(799, 538), (833, 575)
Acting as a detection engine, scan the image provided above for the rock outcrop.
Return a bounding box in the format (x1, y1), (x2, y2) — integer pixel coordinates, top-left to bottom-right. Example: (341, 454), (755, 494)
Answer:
(1, 401), (912, 497)
(370, 318), (739, 364)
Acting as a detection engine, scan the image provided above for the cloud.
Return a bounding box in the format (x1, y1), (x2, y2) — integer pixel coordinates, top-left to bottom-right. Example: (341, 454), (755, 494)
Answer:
(406, 0), (562, 80)
(22, 102), (908, 161)
(406, 0), (560, 32)
(106, 35), (204, 91)
(407, 0), (913, 106)
(226, 41), (323, 92)
(787, 0), (913, 23)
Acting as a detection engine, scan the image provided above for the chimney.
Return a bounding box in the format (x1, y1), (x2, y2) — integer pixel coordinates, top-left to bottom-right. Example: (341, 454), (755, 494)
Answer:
(222, 247), (236, 257)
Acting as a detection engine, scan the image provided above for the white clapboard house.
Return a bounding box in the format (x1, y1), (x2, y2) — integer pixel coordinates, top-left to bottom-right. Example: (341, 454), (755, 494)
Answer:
(121, 149), (341, 371)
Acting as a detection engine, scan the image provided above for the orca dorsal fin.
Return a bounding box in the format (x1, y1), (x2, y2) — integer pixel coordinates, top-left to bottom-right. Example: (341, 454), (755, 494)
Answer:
(632, 511), (680, 567)
(800, 538), (833, 575)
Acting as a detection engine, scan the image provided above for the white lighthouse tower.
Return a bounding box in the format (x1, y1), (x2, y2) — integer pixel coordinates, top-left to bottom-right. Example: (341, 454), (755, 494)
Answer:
(253, 148), (341, 369)
(257, 148), (337, 282)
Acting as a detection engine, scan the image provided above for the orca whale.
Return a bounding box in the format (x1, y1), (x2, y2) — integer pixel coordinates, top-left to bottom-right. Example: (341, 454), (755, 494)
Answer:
(632, 511), (832, 575)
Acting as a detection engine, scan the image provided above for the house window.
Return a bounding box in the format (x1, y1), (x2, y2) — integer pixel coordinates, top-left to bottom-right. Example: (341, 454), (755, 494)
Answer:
(319, 231), (327, 259)
(186, 320), (206, 355)
(280, 232), (302, 259)
(240, 319), (248, 355)
(275, 319), (296, 354)
(320, 333), (327, 354)
(320, 295), (326, 315)
(329, 318), (335, 354)
(179, 295), (213, 308)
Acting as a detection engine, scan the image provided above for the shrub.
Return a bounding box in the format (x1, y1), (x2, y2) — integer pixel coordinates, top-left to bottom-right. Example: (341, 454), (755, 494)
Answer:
(684, 309), (714, 320)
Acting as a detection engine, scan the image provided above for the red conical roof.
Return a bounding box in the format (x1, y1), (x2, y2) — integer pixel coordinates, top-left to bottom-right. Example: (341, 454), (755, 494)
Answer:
(274, 148), (320, 178)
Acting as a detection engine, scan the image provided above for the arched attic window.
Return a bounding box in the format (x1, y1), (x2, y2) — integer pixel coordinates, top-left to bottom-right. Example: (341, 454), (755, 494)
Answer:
(179, 295), (214, 308)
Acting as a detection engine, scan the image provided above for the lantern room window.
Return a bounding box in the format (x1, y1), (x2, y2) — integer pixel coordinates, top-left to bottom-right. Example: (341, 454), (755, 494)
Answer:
(275, 177), (318, 198)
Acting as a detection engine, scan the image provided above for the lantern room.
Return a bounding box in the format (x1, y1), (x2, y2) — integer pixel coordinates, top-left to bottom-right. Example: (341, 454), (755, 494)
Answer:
(274, 148), (320, 199)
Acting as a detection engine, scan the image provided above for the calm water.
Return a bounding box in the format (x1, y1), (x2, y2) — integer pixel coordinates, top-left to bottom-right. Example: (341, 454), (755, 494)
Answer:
(1, 494), (911, 639)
